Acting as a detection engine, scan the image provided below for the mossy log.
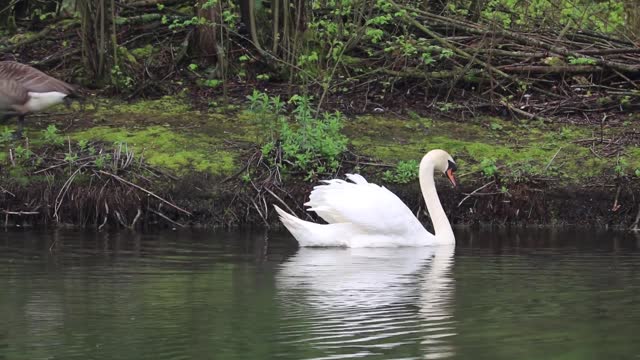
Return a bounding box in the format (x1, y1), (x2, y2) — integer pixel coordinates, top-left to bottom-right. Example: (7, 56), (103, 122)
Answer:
(0, 27), (51, 52)
(127, 0), (183, 7)
(115, 14), (184, 26)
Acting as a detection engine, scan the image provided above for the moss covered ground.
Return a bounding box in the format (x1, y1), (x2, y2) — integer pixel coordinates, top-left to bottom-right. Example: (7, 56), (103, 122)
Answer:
(42, 96), (637, 182)
(5, 94), (640, 183)
(349, 114), (640, 184)
(1, 94), (639, 228)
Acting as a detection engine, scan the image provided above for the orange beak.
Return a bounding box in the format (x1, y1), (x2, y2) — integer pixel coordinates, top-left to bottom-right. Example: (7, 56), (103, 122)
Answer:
(446, 168), (457, 187)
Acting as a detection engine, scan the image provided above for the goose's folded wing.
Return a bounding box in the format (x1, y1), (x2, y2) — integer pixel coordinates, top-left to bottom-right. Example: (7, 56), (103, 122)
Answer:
(305, 177), (421, 234)
(0, 62), (75, 94)
(0, 80), (28, 110)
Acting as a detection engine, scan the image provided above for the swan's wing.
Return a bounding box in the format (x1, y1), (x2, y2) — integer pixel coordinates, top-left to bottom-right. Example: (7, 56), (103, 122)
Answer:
(345, 173), (368, 185)
(305, 174), (424, 234)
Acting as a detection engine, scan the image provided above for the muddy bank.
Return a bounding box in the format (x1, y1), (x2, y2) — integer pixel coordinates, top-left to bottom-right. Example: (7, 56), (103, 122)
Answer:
(1, 96), (639, 230)
(2, 170), (638, 229)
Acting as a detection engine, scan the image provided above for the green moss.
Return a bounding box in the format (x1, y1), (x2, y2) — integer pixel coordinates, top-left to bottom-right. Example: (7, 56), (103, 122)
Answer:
(94, 95), (195, 118)
(71, 126), (237, 176)
(130, 45), (155, 60)
(8, 32), (37, 44)
(347, 115), (617, 183)
(59, 18), (80, 30)
(117, 46), (138, 64)
(8, 93), (628, 186)
(627, 148), (640, 170)
(176, 5), (195, 14)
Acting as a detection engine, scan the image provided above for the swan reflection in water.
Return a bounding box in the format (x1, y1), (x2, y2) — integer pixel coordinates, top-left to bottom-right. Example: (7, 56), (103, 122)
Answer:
(276, 245), (455, 359)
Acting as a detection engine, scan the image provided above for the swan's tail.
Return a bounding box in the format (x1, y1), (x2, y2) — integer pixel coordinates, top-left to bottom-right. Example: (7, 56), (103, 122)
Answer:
(273, 205), (349, 247)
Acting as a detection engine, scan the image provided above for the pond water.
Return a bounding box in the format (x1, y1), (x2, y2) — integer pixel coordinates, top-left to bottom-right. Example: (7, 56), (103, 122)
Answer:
(1, 228), (639, 360)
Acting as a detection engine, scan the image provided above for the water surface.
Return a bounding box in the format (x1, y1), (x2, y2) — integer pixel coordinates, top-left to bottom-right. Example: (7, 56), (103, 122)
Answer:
(1, 228), (639, 359)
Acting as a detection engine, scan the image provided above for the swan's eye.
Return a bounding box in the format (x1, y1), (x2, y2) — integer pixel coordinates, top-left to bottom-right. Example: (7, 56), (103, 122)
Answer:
(447, 160), (457, 172)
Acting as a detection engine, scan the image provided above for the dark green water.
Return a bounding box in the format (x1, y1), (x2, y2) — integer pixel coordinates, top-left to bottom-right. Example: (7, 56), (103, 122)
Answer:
(1, 229), (639, 360)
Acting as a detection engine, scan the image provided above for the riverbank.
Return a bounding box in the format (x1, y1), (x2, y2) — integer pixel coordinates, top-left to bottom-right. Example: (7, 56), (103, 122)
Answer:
(1, 94), (639, 230)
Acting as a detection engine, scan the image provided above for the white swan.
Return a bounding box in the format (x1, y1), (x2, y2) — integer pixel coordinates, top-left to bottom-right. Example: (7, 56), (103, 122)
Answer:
(274, 149), (457, 247)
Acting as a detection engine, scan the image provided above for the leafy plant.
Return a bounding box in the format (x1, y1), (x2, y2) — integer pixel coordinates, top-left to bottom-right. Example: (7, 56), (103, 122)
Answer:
(42, 125), (64, 145)
(481, 158), (498, 177)
(201, 79), (222, 88)
(383, 160), (419, 184)
(614, 158), (629, 177)
(13, 145), (34, 161)
(111, 65), (134, 91)
(78, 139), (89, 151)
(0, 127), (13, 143)
(64, 152), (79, 163)
(247, 91), (348, 178)
(490, 122), (504, 131)
(478, 0), (626, 33)
(568, 56), (597, 65)
(94, 153), (112, 169)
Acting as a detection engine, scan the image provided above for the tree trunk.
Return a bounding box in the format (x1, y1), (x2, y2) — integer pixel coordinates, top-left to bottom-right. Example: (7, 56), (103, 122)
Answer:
(626, 0), (640, 41)
(195, 0), (218, 60)
(0, 0), (17, 33)
(238, 0), (251, 35)
(78, 0), (113, 84)
(13, 0), (29, 19)
(468, 0), (485, 22)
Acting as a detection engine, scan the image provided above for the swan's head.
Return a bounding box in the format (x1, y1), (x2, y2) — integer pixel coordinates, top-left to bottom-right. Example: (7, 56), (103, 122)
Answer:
(426, 149), (457, 187)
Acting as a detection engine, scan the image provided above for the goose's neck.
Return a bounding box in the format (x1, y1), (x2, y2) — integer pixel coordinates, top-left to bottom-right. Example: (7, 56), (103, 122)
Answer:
(419, 156), (454, 244)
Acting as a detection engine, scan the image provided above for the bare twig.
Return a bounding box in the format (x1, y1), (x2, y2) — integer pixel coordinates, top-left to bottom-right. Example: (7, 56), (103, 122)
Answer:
(545, 147), (563, 171)
(97, 170), (192, 215)
(458, 180), (496, 207)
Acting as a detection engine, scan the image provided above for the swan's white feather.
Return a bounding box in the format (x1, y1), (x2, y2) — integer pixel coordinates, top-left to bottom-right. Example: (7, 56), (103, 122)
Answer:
(274, 205), (351, 247)
(305, 173), (426, 235)
(345, 173), (368, 185)
(276, 173), (433, 247)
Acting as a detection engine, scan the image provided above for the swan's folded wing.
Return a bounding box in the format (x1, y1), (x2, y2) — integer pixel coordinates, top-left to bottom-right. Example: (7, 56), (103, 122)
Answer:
(305, 179), (422, 234)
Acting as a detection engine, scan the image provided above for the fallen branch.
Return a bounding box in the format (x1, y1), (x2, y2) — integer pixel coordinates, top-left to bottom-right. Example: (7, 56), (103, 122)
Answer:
(127, 0), (182, 6)
(498, 65), (603, 74)
(1, 210), (39, 215)
(149, 208), (185, 228)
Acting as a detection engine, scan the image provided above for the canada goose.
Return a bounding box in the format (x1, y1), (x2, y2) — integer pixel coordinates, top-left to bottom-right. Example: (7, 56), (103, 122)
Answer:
(0, 61), (78, 139)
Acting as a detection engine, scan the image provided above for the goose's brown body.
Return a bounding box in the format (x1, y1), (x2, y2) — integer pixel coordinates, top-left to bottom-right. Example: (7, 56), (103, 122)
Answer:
(0, 61), (76, 138)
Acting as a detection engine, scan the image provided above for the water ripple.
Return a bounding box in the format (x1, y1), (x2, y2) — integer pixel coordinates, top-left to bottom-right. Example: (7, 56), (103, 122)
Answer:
(276, 246), (456, 360)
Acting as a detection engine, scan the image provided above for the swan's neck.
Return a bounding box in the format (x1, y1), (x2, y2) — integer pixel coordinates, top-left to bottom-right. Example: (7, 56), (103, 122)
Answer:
(419, 157), (455, 244)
